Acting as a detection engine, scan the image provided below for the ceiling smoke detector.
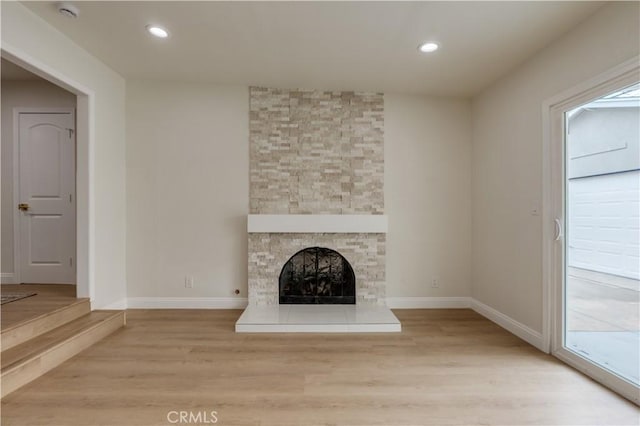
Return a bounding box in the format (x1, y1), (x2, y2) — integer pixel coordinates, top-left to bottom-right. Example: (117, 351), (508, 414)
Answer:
(57, 3), (79, 19)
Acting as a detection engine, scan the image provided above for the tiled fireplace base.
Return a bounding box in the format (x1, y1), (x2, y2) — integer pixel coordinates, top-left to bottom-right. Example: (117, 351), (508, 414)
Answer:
(235, 305), (401, 333)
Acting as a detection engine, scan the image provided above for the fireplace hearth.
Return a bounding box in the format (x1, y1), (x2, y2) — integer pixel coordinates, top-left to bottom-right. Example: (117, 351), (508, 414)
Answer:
(279, 247), (355, 304)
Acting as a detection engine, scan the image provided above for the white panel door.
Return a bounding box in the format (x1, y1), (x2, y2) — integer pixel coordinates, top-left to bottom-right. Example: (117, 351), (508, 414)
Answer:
(18, 112), (76, 284)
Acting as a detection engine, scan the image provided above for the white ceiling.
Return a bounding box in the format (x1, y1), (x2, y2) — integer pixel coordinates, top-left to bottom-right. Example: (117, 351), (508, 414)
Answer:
(23, 1), (603, 96)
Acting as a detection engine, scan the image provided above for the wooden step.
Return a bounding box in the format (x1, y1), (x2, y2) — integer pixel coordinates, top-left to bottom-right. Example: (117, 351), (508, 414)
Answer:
(1, 298), (91, 351)
(1, 310), (125, 398)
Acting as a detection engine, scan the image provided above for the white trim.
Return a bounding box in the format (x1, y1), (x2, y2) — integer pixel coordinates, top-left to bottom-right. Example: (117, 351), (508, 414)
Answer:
(126, 297), (471, 310)
(470, 298), (545, 352)
(542, 55), (640, 355)
(10, 107), (73, 113)
(96, 298), (128, 310)
(1, 273), (17, 284)
(542, 56), (640, 405)
(127, 297), (249, 310)
(76, 94), (95, 300)
(1, 43), (95, 302)
(247, 214), (388, 233)
(386, 297), (470, 309)
(1, 43), (93, 95)
(12, 110), (21, 285)
(542, 57), (640, 111)
(554, 348), (640, 405)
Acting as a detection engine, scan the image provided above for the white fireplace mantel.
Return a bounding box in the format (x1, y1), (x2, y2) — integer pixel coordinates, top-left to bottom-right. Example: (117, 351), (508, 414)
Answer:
(247, 214), (388, 233)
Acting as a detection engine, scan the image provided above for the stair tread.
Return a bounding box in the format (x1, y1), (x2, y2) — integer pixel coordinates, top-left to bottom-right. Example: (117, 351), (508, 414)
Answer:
(1, 298), (91, 333)
(1, 311), (122, 373)
(1, 299), (92, 352)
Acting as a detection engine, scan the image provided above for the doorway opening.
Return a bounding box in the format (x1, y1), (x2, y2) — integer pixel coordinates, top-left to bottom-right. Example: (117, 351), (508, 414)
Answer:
(0, 46), (94, 307)
(1, 58), (77, 290)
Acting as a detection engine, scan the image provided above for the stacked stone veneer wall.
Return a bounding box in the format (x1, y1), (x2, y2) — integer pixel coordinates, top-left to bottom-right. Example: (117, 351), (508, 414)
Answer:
(248, 87), (386, 306)
(249, 87), (384, 214)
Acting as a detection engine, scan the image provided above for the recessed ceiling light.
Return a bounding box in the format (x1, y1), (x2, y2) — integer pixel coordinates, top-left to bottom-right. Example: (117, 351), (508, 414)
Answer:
(146, 25), (169, 38)
(57, 2), (79, 19)
(418, 42), (439, 53)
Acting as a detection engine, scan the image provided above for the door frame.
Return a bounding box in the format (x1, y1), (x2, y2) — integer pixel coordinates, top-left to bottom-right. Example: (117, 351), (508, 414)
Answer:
(12, 107), (77, 285)
(542, 56), (640, 404)
(1, 45), (95, 301)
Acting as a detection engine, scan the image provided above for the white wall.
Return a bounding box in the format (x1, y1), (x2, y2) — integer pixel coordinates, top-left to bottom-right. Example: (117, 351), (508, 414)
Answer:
(126, 81), (249, 298)
(1, 80), (77, 279)
(471, 2), (640, 332)
(126, 84), (472, 301)
(1, 2), (127, 308)
(386, 94), (472, 299)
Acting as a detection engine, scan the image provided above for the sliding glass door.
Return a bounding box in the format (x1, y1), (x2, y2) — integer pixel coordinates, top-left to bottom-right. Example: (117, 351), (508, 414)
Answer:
(547, 67), (640, 404)
(565, 82), (639, 385)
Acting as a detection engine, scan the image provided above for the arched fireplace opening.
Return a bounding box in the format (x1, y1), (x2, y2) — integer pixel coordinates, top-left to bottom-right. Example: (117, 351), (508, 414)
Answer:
(279, 247), (356, 304)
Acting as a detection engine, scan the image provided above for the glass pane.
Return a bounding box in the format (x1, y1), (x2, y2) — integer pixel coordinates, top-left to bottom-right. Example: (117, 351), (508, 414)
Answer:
(565, 83), (640, 386)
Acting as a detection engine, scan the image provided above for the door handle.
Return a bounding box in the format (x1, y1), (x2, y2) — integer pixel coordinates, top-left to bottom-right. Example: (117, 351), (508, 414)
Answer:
(554, 218), (563, 241)
(18, 203), (30, 212)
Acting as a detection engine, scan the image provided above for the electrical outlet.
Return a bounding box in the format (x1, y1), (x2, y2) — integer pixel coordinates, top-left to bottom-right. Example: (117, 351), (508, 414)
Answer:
(185, 276), (194, 288)
(431, 277), (439, 288)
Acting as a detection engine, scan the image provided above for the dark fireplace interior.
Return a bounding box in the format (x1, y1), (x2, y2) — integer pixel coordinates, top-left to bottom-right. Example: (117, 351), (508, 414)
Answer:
(279, 247), (356, 304)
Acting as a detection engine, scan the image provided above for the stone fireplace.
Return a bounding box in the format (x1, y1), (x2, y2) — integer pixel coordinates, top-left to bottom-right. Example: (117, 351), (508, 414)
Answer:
(246, 87), (386, 306)
(238, 86), (399, 332)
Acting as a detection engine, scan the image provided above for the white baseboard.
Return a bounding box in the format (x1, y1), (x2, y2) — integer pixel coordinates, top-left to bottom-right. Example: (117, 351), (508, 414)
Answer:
(123, 297), (468, 310)
(470, 298), (544, 352)
(386, 297), (470, 309)
(127, 297), (248, 309)
(96, 298), (129, 310)
(1, 273), (16, 284)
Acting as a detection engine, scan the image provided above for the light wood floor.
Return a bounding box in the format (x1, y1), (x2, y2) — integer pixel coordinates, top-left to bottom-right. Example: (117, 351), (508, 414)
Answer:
(1, 285), (77, 330)
(1, 309), (638, 426)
